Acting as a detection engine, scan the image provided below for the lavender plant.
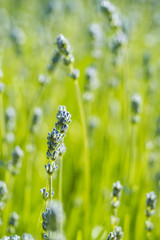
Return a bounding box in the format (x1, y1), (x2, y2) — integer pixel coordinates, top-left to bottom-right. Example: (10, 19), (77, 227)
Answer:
(48, 34), (90, 239)
(41, 105), (71, 239)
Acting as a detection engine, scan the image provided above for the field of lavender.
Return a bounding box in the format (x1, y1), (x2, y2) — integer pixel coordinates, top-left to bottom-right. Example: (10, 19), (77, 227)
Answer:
(0, 0), (160, 239)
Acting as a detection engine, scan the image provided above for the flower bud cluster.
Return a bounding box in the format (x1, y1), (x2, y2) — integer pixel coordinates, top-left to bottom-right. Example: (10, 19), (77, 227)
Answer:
(30, 107), (43, 133)
(130, 93), (142, 124)
(83, 65), (99, 103)
(88, 23), (103, 58)
(7, 212), (19, 234)
(145, 191), (157, 233)
(46, 106), (71, 162)
(107, 226), (124, 240)
(42, 200), (65, 239)
(100, 0), (122, 30)
(8, 146), (24, 175)
(100, 0), (127, 60)
(0, 181), (8, 225)
(22, 234), (34, 240)
(0, 236), (20, 240)
(111, 181), (123, 229)
(48, 34), (80, 81)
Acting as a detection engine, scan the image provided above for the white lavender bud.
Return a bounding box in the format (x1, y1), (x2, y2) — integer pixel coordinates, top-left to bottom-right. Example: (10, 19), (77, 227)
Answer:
(0, 82), (5, 93)
(85, 66), (99, 91)
(56, 34), (71, 56)
(30, 107), (43, 133)
(63, 53), (74, 66)
(5, 107), (16, 131)
(111, 32), (127, 54)
(114, 226), (124, 240)
(107, 232), (117, 240)
(8, 212), (19, 234)
(0, 181), (8, 202)
(68, 69), (80, 80)
(45, 162), (58, 175)
(131, 93), (142, 115)
(112, 181), (123, 199)
(42, 200), (65, 232)
(10, 235), (20, 240)
(8, 146), (24, 175)
(38, 74), (49, 86)
(146, 191), (157, 217)
(40, 188), (49, 200)
(145, 220), (153, 232)
(22, 233), (34, 240)
(89, 23), (103, 43)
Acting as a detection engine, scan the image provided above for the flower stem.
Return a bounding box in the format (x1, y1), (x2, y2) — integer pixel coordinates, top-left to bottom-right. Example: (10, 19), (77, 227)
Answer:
(59, 156), (63, 235)
(0, 94), (6, 158)
(49, 174), (52, 201)
(74, 79), (90, 239)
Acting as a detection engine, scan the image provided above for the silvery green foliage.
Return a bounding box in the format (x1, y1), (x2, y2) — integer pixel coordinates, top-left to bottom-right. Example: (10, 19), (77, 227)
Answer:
(0, 82), (5, 93)
(8, 212), (19, 234)
(100, 0), (122, 29)
(85, 66), (99, 91)
(30, 107), (43, 133)
(42, 200), (65, 232)
(22, 233), (34, 240)
(8, 146), (24, 175)
(5, 107), (16, 131)
(107, 232), (117, 240)
(114, 226), (124, 240)
(0, 181), (8, 202)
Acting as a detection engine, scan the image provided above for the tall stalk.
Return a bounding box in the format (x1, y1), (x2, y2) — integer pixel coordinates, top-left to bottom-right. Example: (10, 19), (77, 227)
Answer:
(74, 79), (90, 238)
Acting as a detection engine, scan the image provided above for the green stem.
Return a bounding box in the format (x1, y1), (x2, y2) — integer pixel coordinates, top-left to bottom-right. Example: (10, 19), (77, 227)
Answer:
(23, 134), (34, 231)
(0, 94), (6, 158)
(74, 80), (90, 239)
(129, 125), (137, 185)
(49, 174), (52, 201)
(59, 156), (63, 234)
